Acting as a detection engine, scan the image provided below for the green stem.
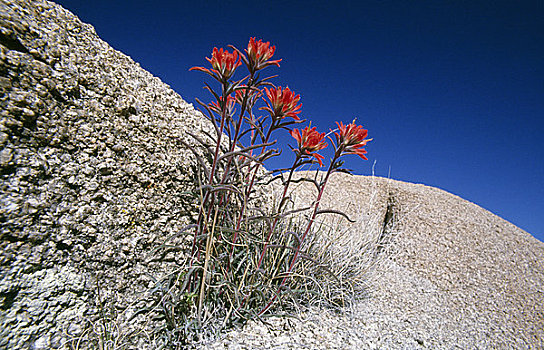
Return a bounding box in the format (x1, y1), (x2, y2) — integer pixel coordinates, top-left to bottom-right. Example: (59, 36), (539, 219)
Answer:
(255, 156), (300, 269)
(258, 153), (339, 316)
(229, 124), (276, 251)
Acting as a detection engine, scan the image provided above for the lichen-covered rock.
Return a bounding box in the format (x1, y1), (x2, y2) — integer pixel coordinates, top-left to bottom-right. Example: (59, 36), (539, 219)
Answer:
(0, 0), (213, 347)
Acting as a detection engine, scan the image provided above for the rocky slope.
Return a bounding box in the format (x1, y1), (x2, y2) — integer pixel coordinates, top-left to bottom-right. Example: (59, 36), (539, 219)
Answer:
(204, 174), (544, 349)
(1, 1), (543, 349)
(1, 0), (213, 348)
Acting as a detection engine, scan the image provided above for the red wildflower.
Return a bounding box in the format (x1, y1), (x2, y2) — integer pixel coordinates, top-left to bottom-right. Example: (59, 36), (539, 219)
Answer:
(290, 125), (328, 166)
(245, 37), (282, 70)
(333, 121), (372, 160)
(235, 86), (262, 106)
(190, 47), (241, 80)
(209, 94), (235, 115)
(262, 86), (301, 120)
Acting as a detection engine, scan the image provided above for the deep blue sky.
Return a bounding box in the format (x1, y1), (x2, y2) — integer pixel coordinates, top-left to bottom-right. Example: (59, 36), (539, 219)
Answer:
(54, 0), (543, 241)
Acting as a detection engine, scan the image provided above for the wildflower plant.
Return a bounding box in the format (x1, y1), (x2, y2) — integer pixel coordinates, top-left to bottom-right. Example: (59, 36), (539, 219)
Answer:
(150, 37), (371, 346)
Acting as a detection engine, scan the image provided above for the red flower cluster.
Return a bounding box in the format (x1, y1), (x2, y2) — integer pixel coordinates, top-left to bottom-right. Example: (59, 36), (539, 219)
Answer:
(235, 86), (262, 106)
(246, 37), (282, 70)
(209, 94), (235, 115)
(333, 121), (372, 160)
(262, 86), (301, 120)
(190, 47), (241, 80)
(290, 125), (328, 166)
